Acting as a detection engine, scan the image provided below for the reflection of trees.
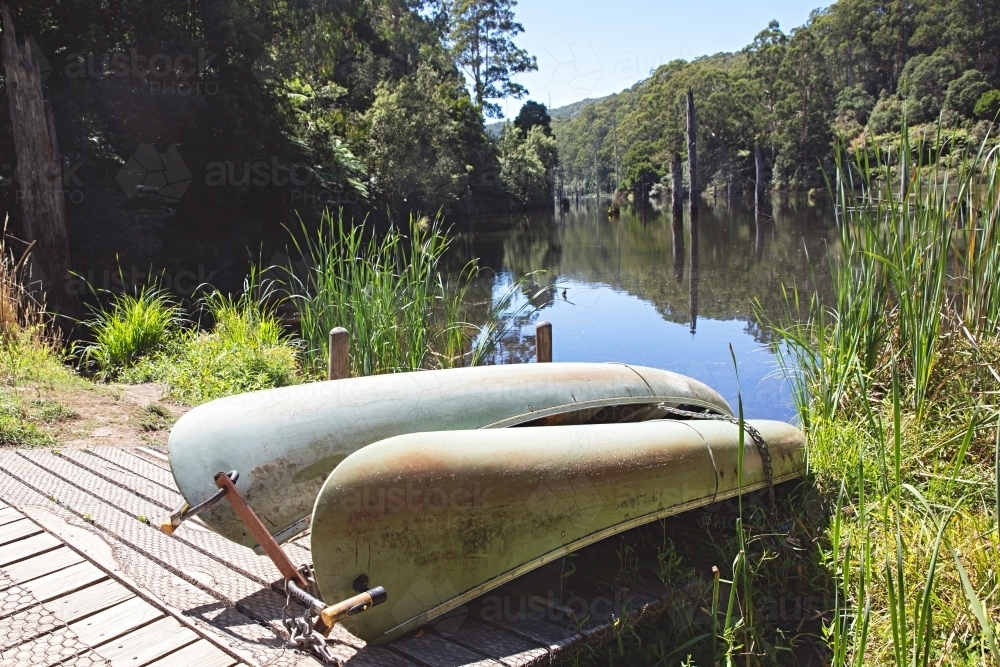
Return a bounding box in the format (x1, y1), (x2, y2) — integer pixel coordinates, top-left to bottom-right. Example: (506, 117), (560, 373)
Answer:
(454, 196), (836, 344)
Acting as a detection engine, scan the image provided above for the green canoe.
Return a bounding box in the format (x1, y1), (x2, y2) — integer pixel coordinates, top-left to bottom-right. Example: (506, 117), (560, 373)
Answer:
(167, 363), (733, 549)
(311, 418), (806, 644)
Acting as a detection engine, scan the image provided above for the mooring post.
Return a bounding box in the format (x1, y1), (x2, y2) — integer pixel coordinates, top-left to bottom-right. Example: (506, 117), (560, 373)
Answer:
(535, 321), (552, 363)
(328, 327), (349, 380)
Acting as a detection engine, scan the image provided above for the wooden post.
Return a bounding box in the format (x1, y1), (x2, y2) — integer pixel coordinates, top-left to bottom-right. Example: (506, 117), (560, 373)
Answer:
(2, 5), (76, 315)
(754, 144), (764, 211)
(671, 152), (683, 212)
(535, 321), (552, 363)
(686, 89), (698, 214)
(328, 327), (349, 380)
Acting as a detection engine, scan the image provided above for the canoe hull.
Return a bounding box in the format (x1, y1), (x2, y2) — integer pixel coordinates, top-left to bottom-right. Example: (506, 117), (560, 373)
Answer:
(310, 419), (806, 644)
(167, 363), (732, 549)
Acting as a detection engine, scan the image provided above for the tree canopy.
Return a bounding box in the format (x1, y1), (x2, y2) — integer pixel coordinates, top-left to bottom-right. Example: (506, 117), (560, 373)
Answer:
(0, 0), (545, 292)
(553, 0), (1000, 194)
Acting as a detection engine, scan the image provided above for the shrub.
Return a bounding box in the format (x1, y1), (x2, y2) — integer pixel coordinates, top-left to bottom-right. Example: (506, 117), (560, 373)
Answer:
(869, 96), (904, 135)
(944, 69), (990, 118)
(974, 89), (1000, 121)
(82, 286), (180, 379)
(835, 86), (876, 125)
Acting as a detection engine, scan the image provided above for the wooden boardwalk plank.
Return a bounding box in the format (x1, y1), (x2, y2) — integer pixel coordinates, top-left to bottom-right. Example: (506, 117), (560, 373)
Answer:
(97, 616), (200, 666)
(69, 596), (164, 646)
(0, 518), (42, 547)
(24, 561), (107, 602)
(143, 640), (238, 667)
(0, 453), (372, 659)
(0, 532), (61, 567)
(3, 547), (84, 584)
(0, 601), (62, 651)
(45, 579), (135, 622)
(0, 506), (23, 526)
(0, 468), (319, 667)
(433, 618), (549, 667)
(62, 449), (181, 510)
(0, 626), (89, 666)
(0, 445), (673, 667)
(88, 448), (314, 563)
(18, 450), (291, 590)
(390, 631), (504, 667)
(92, 447), (177, 491)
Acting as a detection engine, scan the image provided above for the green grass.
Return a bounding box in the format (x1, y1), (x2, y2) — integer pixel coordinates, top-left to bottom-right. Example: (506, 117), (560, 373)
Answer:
(0, 219), (82, 447)
(123, 273), (301, 404)
(81, 285), (181, 380)
(760, 124), (1000, 666)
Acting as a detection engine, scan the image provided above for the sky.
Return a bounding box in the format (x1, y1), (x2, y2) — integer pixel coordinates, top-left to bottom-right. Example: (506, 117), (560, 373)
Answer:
(500, 0), (829, 115)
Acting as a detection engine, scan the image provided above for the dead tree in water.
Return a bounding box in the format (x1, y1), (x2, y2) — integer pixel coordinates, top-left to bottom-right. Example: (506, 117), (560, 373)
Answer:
(2, 6), (76, 315)
(754, 144), (765, 211)
(671, 152), (683, 212)
(686, 89), (698, 214)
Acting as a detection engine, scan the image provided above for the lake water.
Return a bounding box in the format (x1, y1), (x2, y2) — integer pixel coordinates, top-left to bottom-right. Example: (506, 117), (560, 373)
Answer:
(452, 196), (837, 423)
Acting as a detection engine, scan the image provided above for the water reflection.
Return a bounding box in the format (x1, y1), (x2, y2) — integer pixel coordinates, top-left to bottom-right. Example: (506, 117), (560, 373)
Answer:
(451, 196), (836, 421)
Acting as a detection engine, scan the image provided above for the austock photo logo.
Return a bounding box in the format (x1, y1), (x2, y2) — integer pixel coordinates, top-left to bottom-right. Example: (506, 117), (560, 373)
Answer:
(2, 159), (87, 205)
(116, 144), (193, 204)
(205, 158), (361, 205)
(63, 47), (220, 96)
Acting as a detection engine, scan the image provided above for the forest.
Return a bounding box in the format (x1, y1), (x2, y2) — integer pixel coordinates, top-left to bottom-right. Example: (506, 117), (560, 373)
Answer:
(0, 0), (557, 295)
(554, 0), (1000, 195)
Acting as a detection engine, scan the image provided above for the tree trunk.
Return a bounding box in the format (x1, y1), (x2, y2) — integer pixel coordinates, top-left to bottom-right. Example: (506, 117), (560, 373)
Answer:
(671, 151), (683, 212)
(686, 89), (698, 214)
(2, 5), (76, 315)
(754, 144), (764, 211)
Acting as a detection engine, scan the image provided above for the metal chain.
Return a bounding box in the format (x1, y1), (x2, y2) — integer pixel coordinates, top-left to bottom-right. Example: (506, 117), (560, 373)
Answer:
(284, 581), (342, 665)
(658, 405), (775, 506)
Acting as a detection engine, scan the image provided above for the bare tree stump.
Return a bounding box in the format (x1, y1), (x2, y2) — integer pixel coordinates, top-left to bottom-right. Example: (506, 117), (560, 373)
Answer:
(671, 152), (683, 212)
(686, 89), (698, 215)
(1, 5), (76, 315)
(755, 144), (765, 211)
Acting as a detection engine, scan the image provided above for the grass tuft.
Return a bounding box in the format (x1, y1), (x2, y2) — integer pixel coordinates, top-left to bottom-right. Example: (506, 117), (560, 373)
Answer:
(81, 285), (181, 380)
(124, 272), (301, 404)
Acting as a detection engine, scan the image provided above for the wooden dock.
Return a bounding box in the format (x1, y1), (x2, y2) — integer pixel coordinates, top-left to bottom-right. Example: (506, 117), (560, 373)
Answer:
(0, 446), (687, 666)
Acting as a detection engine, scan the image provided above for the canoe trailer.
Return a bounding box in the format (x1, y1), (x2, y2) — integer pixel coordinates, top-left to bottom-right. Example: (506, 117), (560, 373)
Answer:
(158, 363), (806, 664)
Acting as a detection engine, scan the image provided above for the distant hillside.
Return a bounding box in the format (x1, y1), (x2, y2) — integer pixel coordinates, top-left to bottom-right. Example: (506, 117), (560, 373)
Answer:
(486, 96), (609, 138)
(550, 97), (606, 120)
(551, 3), (1000, 194)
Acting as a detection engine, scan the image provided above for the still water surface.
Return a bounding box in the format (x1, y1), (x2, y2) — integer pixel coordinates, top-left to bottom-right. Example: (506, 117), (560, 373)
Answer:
(454, 197), (837, 422)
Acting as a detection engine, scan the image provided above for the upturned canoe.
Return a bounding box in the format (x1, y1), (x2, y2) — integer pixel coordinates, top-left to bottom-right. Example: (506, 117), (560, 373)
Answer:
(310, 418), (806, 644)
(167, 363), (733, 548)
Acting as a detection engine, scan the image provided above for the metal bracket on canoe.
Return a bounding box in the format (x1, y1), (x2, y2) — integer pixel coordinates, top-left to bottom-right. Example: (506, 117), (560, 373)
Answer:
(159, 470), (387, 665)
(160, 470), (239, 535)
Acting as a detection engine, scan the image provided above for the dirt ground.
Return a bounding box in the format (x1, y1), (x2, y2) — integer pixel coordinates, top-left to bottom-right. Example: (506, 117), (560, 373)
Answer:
(18, 380), (189, 449)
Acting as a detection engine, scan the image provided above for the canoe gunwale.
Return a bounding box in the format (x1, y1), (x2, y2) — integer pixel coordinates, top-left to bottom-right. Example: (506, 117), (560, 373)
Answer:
(252, 397), (734, 551)
(374, 468), (803, 643)
(482, 396), (733, 429)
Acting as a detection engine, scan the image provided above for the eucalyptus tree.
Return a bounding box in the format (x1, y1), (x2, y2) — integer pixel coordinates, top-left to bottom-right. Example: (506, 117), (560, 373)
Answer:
(448, 0), (537, 118)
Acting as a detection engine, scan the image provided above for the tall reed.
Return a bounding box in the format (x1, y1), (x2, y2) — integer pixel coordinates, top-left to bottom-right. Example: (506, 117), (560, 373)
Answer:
(290, 211), (526, 377)
(759, 122), (1000, 666)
